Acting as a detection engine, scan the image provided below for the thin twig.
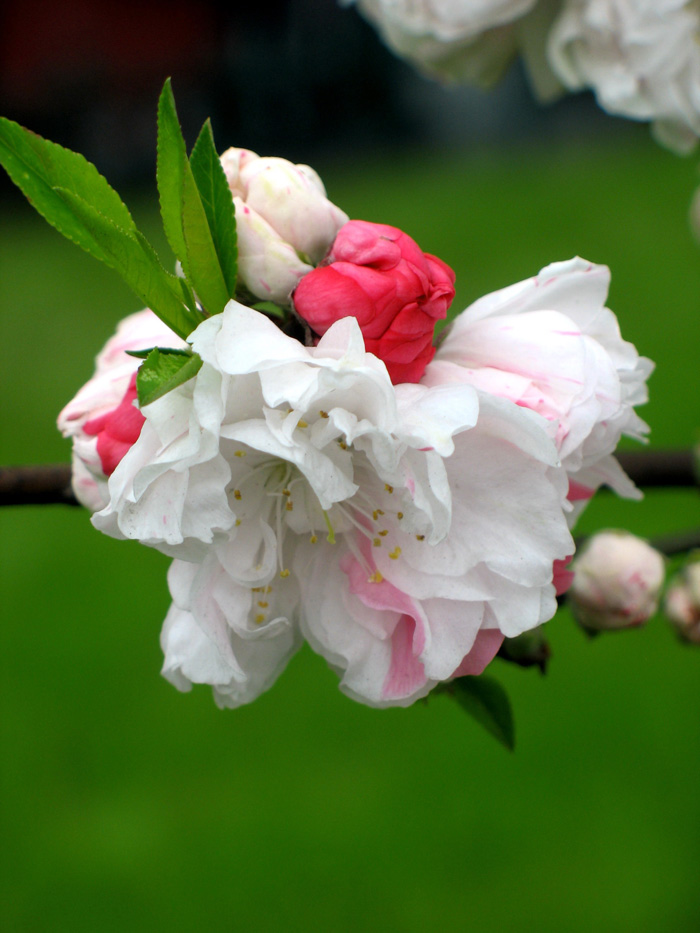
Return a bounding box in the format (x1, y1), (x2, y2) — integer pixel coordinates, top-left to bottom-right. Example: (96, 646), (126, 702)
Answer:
(0, 464), (78, 506)
(0, 447), (696, 507)
(616, 448), (697, 488)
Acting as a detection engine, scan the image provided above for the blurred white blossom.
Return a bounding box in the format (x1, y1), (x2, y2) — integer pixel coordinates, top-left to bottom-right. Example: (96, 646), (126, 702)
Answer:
(664, 556), (700, 644)
(351, 0), (700, 151)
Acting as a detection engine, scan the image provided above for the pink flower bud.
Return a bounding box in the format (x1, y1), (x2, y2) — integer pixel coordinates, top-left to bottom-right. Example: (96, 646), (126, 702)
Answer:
(292, 220), (456, 384)
(57, 309), (184, 510)
(664, 556), (700, 644)
(83, 373), (144, 476)
(569, 530), (665, 631)
(220, 148), (348, 306)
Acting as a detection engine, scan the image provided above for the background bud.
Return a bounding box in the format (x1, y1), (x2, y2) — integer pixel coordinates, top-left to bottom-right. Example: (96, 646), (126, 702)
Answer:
(664, 554), (700, 644)
(569, 530), (665, 632)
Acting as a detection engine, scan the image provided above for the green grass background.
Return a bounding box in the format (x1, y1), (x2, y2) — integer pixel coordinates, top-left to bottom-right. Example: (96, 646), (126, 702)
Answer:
(2, 123), (700, 931)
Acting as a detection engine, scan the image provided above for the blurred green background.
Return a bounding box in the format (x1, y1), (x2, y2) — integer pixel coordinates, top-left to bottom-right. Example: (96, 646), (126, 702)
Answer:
(2, 125), (700, 932)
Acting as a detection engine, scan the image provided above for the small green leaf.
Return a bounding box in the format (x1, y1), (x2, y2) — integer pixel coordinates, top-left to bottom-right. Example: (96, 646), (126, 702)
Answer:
(0, 115), (136, 263)
(181, 159), (231, 315)
(136, 348), (203, 407)
(54, 188), (201, 340)
(156, 79), (189, 272)
(189, 119), (237, 297)
(450, 676), (515, 751)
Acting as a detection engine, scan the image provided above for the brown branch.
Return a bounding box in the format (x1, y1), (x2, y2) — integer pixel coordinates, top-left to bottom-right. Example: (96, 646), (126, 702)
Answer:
(649, 527), (700, 557)
(0, 447), (697, 508)
(616, 448), (697, 488)
(0, 464), (78, 506)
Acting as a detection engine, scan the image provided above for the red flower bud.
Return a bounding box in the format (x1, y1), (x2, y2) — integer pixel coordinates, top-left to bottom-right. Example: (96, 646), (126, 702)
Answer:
(292, 220), (455, 383)
(84, 373), (145, 476)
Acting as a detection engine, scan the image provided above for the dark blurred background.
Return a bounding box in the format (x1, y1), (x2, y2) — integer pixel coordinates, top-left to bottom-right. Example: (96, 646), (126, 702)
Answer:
(0, 0), (614, 185)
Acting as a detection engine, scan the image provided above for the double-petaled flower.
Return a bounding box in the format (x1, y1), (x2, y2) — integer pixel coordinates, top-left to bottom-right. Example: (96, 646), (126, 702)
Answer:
(84, 301), (574, 707)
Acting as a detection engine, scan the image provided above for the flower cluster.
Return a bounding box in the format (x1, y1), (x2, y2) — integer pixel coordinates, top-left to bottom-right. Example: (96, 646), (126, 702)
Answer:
(351, 0), (700, 153)
(59, 149), (652, 710)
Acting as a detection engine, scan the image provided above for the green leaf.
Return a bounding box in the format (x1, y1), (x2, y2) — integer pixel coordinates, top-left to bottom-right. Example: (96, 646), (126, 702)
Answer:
(178, 276), (199, 316)
(450, 676), (515, 751)
(156, 80), (234, 315)
(54, 188), (201, 340)
(181, 158), (231, 315)
(156, 78), (189, 272)
(189, 119), (237, 297)
(136, 348), (203, 407)
(0, 115), (136, 263)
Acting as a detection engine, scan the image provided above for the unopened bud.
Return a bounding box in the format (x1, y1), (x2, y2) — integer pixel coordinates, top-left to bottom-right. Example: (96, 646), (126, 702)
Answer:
(664, 553), (700, 645)
(569, 530), (665, 632)
(220, 148), (348, 307)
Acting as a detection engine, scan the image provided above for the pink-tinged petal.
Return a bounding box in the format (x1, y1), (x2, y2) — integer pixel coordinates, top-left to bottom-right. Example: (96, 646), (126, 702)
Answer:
(451, 629), (505, 677)
(382, 615), (427, 700)
(84, 373), (145, 476)
(341, 549), (421, 620)
(568, 480), (594, 502)
(428, 257), (651, 517)
(553, 555), (575, 596)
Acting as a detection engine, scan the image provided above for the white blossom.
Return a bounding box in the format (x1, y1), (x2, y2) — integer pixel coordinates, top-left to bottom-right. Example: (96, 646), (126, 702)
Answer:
(423, 257), (653, 519)
(94, 301), (573, 707)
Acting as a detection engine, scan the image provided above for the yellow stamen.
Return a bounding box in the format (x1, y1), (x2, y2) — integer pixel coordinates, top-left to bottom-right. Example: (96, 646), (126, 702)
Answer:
(415, 534), (425, 541)
(310, 534), (318, 544)
(397, 512), (404, 520)
(389, 547), (402, 560)
(297, 419), (308, 429)
(319, 410), (329, 418)
(384, 484), (394, 494)
(369, 571), (384, 583)
(233, 489), (242, 500)
(255, 614), (266, 624)
(280, 569), (290, 578)
(234, 450), (246, 458)
(257, 601), (269, 609)
(373, 538), (381, 547)
(378, 529), (388, 537)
